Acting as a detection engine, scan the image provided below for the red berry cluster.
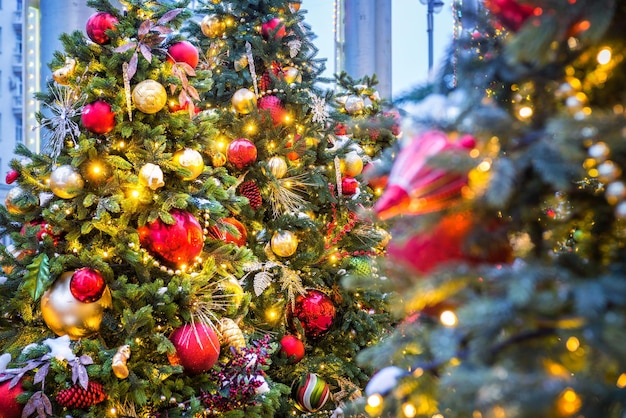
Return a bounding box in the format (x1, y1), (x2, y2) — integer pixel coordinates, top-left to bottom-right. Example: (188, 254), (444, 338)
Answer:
(56, 381), (107, 409)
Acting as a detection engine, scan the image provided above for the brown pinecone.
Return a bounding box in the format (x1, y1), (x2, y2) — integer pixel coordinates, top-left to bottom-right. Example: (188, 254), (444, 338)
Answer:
(239, 180), (262, 210)
(56, 382), (107, 409)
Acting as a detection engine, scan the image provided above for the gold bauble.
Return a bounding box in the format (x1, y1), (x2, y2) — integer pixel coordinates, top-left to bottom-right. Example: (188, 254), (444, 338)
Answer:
(139, 163), (165, 190)
(232, 88), (257, 114)
(201, 14), (226, 38)
(234, 55), (248, 71)
(172, 148), (205, 180)
(341, 151), (363, 177)
(52, 57), (77, 85)
(271, 230), (299, 257)
(41, 271), (112, 340)
(282, 66), (302, 84)
(344, 95), (365, 114)
(132, 79), (167, 114)
(212, 151), (227, 167)
(5, 186), (37, 214)
(268, 156), (288, 179)
(50, 165), (85, 199)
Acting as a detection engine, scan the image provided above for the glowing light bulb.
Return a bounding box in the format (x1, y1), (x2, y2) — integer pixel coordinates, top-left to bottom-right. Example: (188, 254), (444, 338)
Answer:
(367, 394), (383, 408)
(402, 402), (417, 417)
(597, 47), (612, 65)
(440, 310), (457, 327)
(565, 336), (580, 352)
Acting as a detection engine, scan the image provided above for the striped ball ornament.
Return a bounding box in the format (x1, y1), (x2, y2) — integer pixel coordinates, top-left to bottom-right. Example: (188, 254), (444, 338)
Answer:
(291, 373), (331, 413)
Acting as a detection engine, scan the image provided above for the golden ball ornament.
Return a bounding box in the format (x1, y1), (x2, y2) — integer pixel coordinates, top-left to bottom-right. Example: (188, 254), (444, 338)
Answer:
(5, 186), (37, 215)
(139, 163), (165, 190)
(341, 151), (363, 177)
(201, 14), (226, 38)
(132, 79), (167, 114)
(344, 95), (365, 114)
(41, 271), (112, 340)
(234, 55), (248, 71)
(50, 165), (85, 199)
(232, 88), (257, 114)
(52, 57), (77, 85)
(212, 151), (227, 167)
(172, 148), (205, 180)
(268, 156), (288, 179)
(271, 230), (299, 257)
(282, 66), (302, 84)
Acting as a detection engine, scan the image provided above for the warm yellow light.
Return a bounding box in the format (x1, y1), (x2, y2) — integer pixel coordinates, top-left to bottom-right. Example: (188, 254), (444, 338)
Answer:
(246, 123), (257, 134)
(402, 402), (417, 417)
(367, 394), (383, 408)
(131, 189), (140, 199)
(557, 388), (582, 416)
(110, 407), (117, 415)
(518, 106), (533, 119)
(266, 308), (279, 322)
(478, 160), (492, 172)
(617, 373), (626, 388)
(565, 336), (580, 352)
(440, 310), (457, 327)
(597, 47), (612, 65)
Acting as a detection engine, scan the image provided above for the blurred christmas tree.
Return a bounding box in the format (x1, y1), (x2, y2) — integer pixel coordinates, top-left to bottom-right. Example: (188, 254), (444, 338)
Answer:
(339, 0), (626, 417)
(0, 0), (395, 417)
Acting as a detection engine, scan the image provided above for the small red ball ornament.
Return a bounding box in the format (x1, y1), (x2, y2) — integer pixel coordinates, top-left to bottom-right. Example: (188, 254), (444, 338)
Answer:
(168, 323), (220, 374)
(483, 0), (535, 32)
(82, 100), (116, 134)
(167, 41), (199, 69)
(209, 217), (247, 247)
(227, 138), (257, 170)
(5, 170), (19, 184)
(138, 210), (204, 268)
(288, 289), (336, 338)
(262, 18), (286, 40)
(258, 95), (287, 126)
(280, 335), (305, 363)
(86, 12), (118, 44)
(0, 378), (25, 418)
(341, 177), (359, 195)
(69, 268), (106, 303)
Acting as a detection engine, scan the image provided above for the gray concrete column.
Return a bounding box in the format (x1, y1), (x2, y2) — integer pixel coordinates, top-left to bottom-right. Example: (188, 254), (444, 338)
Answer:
(373, 0), (391, 98)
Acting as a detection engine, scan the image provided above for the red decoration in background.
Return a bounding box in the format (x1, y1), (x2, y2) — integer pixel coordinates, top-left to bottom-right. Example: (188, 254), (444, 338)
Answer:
(374, 130), (475, 221)
(280, 335), (305, 363)
(167, 41), (200, 69)
(341, 177), (359, 195)
(138, 210), (204, 267)
(258, 95), (287, 126)
(85, 12), (118, 45)
(81, 100), (116, 134)
(0, 378), (25, 418)
(5, 170), (19, 184)
(168, 323), (220, 375)
(69, 268), (106, 303)
(288, 289), (336, 338)
(261, 18), (286, 40)
(483, 0), (536, 32)
(227, 138), (258, 169)
(209, 217), (248, 247)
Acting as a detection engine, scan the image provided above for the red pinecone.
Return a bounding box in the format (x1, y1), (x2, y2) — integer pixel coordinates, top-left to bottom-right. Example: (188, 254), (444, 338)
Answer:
(259, 71), (272, 92)
(239, 180), (262, 210)
(56, 382), (107, 409)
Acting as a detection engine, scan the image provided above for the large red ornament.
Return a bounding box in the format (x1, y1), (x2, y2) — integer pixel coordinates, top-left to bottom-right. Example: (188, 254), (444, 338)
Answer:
(168, 323), (220, 374)
(167, 41), (199, 69)
(69, 268), (106, 303)
(208, 217), (247, 247)
(81, 100), (116, 134)
(288, 289), (336, 338)
(0, 378), (25, 418)
(86, 12), (118, 44)
(227, 138), (257, 170)
(138, 210), (204, 267)
(261, 18), (286, 40)
(258, 95), (287, 126)
(374, 130), (475, 221)
(280, 335), (305, 363)
(483, 0), (536, 32)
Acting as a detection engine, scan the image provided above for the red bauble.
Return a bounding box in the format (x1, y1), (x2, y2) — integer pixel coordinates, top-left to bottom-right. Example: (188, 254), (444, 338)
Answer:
(288, 289), (336, 338)
(167, 41), (199, 69)
(81, 100), (116, 134)
(341, 177), (359, 195)
(5, 170), (19, 184)
(86, 12), (118, 44)
(261, 18), (286, 40)
(138, 210), (204, 267)
(69, 268), (106, 303)
(280, 335), (305, 363)
(334, 123), (348, 136)
(483, 0), (536, 32)
(168, 323), (220, 374)
(258, 95), (287, 126)
(0, 378), (25, 418)
(227, 138), (257, 169)
(208, 217), (247, 247)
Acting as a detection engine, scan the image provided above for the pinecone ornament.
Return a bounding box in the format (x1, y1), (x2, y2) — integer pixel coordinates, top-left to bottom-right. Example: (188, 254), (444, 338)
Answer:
(349, 256), (372, 276)
(219, 317), (246, 349)
(239, 180), (262, 210)
(259, 71), (272, 92)
(56, 382), (107, 409)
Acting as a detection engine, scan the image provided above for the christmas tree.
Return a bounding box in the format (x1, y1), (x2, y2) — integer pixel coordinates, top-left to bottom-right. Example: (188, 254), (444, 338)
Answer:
(339, 0), (626, 417)
(0, 0), (395, 417)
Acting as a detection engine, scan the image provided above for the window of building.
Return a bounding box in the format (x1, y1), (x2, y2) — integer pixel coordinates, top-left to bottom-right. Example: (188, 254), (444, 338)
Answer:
(15, 120), (22, 144)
